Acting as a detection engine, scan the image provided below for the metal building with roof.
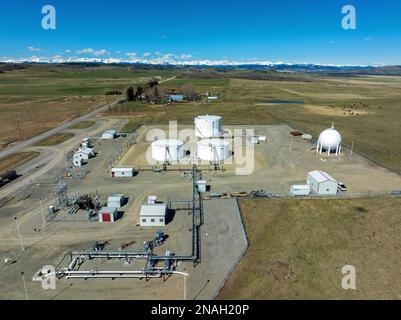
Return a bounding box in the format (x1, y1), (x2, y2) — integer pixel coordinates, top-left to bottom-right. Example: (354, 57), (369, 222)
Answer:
(102, 129), (118, 140)
(140, 204), (167, 227)
(307, 170), (338, 196)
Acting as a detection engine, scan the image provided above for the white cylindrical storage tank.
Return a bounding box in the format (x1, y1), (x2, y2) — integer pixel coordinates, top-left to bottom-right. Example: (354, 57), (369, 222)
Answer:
(151, 139), (184, 162)
(197, 139), (230, 162)
(194, 115), (222, 138)
(316, 125), (342, 155)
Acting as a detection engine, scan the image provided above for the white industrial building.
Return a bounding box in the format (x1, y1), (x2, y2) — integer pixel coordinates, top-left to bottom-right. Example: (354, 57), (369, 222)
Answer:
(140, 204), (167, 227)
(74, 147), (95, 161)
(102, 129), (118, 140)
(307, 170), (338, 196)
(290, 184), (311, 196)
(98, 207), (118, 223)
(107, 194), (125, 208)
(111, 167), (134, 177)
(316, 124), (342, 155)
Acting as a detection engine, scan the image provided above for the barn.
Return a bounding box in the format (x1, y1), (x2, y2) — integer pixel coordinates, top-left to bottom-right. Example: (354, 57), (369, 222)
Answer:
(307, 170), (338, 196)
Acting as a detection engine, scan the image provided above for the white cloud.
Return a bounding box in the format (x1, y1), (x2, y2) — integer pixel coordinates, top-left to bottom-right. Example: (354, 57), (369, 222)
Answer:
(76, 48), (110, 56)
(28, 46), (43, 52)
(76, 48), (94, 54)
(125, 52), (137, 57)
(65, 49), (72, 53)
(143, 52), (152, 57)
(180, 54), (193, 59)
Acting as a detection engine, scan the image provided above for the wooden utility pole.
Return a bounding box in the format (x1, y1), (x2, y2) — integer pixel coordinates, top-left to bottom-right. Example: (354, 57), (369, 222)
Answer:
(15, 113), (22, 141)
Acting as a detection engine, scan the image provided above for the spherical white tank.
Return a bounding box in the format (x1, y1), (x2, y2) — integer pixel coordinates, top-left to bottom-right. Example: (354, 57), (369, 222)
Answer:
(197, 139), (230, 162)
(316, 125), (342, 155)
(151, 139), (184, 162)
(194, 115), (222, 138)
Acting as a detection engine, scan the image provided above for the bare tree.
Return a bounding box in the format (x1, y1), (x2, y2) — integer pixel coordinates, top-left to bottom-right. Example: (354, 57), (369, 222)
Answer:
(181, 83), (197, 101)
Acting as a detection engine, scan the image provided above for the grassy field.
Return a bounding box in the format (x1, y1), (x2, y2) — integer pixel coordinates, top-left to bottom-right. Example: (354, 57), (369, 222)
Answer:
(218, 197), (401, 300)
(0, 151), (40, 173)
(69, 120), (96, 129)
(111, 75), (401, 172)
(0, 64), (178, 145)
(34, 133), (74, 146)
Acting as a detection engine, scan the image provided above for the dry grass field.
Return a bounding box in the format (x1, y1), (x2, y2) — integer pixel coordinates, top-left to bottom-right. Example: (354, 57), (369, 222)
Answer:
(0, 151), (39, 173)
(69, 120), (96, 129)
(0, 65), (177, 146)
(218, 197), (401, 300)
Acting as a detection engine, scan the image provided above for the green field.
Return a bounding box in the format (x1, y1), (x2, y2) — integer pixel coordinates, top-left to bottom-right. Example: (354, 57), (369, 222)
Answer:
(218, 197), (401, 300)
(0, 64), (178, 96)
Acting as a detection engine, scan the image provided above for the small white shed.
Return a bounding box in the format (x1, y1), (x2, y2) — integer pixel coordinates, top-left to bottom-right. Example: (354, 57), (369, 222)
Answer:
(307, 170), (338, 196)
(102, 130), (118, 140)
(147, 196), (157, 204)
(140, 204), (167, 227)
(98, 207), (118, 223)
(107, 194), (125, 208)
(111, 167), (134, 177)
(73, 157), (85, 167)
(290, 184), (311, 196)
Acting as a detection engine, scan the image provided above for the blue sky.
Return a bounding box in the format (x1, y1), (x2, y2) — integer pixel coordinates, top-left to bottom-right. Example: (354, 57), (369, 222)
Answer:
(0, 0), (401, 65)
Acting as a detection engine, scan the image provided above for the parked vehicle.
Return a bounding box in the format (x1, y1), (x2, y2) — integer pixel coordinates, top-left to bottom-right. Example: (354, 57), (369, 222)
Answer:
(338, 182), (347, 192)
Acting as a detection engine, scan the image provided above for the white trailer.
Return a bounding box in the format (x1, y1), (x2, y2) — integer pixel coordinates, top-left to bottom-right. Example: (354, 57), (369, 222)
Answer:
(111, 167), (134, 178)
(290, 184), (311, 196)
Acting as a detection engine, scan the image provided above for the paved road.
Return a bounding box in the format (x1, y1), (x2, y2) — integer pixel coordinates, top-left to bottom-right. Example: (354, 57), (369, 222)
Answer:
(0, 98), (124, 160)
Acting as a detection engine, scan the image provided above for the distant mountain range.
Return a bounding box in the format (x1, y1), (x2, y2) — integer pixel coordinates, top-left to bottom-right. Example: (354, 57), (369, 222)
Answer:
(1, 57), (401, 75)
